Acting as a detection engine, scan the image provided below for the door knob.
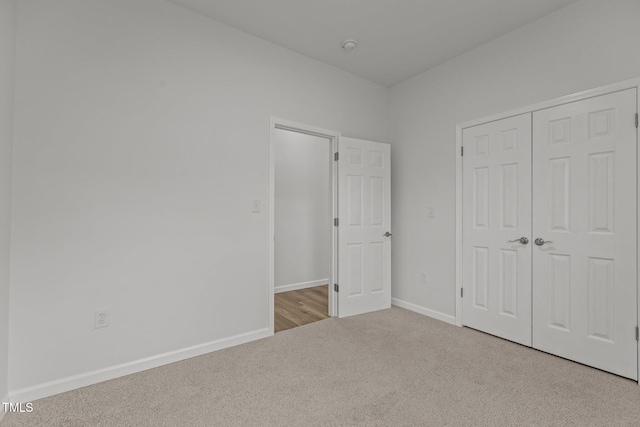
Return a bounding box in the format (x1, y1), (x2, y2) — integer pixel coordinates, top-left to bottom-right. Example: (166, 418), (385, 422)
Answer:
(534, 238), (553, 246)
(384, 232), (392, 237)
(508, 237), (529, 245)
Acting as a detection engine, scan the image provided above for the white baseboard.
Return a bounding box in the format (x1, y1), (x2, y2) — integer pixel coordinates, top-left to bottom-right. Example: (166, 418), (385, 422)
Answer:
(10, 328), (271, 404)
(274, 278), (328, 294)
(392, 298), (457, 325)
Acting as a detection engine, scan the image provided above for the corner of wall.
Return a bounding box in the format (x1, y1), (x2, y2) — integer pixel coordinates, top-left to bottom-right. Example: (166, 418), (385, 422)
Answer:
(0, 0), (18, 406)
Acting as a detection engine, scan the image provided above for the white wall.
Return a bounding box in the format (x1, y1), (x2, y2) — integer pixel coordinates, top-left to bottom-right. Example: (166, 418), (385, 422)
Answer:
(274, 129), (330, 292)
(0, 0), (16, 405)
(389, 0), (640, 320)
(9, 0), (389, 396)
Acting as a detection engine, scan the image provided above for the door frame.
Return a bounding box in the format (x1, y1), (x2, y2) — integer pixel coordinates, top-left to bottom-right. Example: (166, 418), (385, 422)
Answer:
(269, 117), (340, 335)
(455, 76), (640, 381)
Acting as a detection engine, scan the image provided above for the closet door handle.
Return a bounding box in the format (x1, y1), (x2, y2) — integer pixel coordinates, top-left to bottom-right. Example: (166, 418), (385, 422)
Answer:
(534, 238), (553, 246)
(508, 237), (529, 245)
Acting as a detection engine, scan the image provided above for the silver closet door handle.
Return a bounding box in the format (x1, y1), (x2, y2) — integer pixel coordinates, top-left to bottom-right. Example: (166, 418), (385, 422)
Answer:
(508, 237), (529, 245)
(384, 232), (392, 237)
(534, 238), (553, 246)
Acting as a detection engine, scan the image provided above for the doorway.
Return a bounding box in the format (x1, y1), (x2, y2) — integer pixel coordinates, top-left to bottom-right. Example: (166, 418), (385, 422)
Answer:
(269, 118), (339, 334)
(268, 118), (393, 333)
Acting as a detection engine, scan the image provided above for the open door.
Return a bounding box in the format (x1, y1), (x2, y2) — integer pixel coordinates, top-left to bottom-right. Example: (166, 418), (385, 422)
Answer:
(337, 137), (391, 318)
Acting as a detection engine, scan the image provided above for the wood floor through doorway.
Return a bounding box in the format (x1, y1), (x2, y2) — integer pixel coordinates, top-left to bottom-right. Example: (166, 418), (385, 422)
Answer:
(274, 285), (329, 332)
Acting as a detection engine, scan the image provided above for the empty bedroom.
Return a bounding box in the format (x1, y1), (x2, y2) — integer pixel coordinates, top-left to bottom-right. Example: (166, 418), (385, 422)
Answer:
(1, 0), (640, 425)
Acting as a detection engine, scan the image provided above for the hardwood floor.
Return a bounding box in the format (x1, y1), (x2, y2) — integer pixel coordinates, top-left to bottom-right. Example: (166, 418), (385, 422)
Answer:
(274, 285), (329, 332)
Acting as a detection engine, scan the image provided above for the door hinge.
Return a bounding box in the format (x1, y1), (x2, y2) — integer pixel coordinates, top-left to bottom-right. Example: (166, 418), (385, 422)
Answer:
(635, 113), (638, 128)
(461, 146), (464, 156)
(335, 152), (339, 161)
(636, 326), (639, 341)
(460, 288), (463, 298)
(334, 283), (339, 292)
(334, 218), (339, 227)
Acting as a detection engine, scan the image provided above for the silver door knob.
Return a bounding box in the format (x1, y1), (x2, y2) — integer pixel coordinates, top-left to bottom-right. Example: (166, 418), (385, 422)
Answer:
(508, 237), (529, 245)
(384, 232), (392, 237)
(534, 238), (553, 246)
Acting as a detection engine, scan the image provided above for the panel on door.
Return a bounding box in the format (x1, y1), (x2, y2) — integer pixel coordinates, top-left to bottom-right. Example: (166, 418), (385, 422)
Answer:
(462, 114), (532, 346)
(532, 88), (637, 380)
(338, 137), (391, 318)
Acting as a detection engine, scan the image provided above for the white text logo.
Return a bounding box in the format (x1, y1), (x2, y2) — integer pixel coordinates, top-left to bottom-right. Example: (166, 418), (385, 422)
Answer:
(2, 402), (33, 413)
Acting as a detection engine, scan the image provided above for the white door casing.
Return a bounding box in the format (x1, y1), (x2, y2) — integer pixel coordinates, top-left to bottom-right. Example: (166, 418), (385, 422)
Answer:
(462, 114), (533, 346)
(532, 89), (638, 380)
(338, 137), (391, 318)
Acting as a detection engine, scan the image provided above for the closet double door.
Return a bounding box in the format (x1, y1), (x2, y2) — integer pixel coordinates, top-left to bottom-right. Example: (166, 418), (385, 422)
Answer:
(462, 89), (638, 380)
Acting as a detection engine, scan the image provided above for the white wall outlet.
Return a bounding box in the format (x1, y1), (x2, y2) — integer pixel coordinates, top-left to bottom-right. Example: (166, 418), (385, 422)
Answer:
(251, 199), (261, 213)
(420, 272), (428, 284)
(427, 206), (435, 218)
(94, 309), (110, 329)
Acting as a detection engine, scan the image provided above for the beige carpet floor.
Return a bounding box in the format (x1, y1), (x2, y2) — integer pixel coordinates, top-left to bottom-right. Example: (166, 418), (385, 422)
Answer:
(4, 307), (640, 426)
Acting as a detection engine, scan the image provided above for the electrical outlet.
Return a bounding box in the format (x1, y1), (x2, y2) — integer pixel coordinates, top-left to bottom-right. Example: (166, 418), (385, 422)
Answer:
(427, 206), (435, 218)
(251, 199), (261, 213)
(420, 272), (428, 284)
(94, 309), (110, 329)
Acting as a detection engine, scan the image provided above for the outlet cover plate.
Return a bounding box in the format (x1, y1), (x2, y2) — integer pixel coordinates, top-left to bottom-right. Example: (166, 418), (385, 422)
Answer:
(94, 309), (110, 329)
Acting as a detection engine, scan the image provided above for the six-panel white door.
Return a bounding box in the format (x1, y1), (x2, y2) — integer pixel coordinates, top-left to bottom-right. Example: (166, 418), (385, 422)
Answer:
(462, 114), (533, 346)
(338, 137), (391, 318)
(532, 89), (638, 380)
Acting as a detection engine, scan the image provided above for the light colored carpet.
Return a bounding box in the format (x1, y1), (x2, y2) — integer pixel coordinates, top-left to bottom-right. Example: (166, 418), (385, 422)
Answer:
(4, 307), (640, 426)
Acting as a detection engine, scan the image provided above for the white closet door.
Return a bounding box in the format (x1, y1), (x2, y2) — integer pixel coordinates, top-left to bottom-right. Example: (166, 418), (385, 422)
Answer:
(532, 89), (637, 380)
(462, 114), (532, 346)
(338, 137), (391, 318)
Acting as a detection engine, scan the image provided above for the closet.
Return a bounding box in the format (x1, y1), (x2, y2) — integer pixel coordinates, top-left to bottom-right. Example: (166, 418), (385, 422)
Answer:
(461, 87), (638, 380)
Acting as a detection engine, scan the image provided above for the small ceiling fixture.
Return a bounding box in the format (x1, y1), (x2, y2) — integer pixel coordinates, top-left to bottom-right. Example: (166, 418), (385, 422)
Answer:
(341, 39), (358, 52)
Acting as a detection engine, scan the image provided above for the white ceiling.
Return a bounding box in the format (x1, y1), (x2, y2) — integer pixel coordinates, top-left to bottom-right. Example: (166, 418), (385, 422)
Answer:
(166, 0), (580, 87)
